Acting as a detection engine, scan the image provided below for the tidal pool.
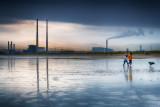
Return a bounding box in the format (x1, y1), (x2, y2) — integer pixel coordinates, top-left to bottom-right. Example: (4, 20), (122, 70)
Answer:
(0, 55), (160, 107)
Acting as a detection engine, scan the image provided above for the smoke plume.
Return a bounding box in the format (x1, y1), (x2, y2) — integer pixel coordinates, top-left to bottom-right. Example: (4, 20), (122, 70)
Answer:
(108, 28), (144, 40)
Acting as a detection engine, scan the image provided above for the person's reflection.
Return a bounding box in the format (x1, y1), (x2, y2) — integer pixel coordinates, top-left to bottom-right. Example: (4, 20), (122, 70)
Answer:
(129, 67), (132, 82)
(149, 65), (155, 72)
(36, 57), (39, 92)
(123, 66), (128, 82)
(46, 57), (49, 91)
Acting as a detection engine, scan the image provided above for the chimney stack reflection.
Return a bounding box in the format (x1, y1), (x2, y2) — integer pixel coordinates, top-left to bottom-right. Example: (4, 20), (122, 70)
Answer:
(8, 56), (15, 70)
(46, 57), (49, 91)
(36, 57), (49, 92)
(36, 57), (39, 92)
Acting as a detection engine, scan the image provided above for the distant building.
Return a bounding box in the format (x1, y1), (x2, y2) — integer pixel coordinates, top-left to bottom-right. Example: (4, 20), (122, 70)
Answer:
(28, 45), (36, 53)
(23, 45), (45, 53)
(92, 47), (105, 52)
(92, 47), (113, 52)
(61, 50), (74, 53)
(39, 47), (45, 53)
(126, 48), (129, 54)
(22, 50), (28, 53)
(0, 49), (8, 54)
(139, 45), (144, 51)
(7, 41), (16, 54)
(106, 48), (114, 52)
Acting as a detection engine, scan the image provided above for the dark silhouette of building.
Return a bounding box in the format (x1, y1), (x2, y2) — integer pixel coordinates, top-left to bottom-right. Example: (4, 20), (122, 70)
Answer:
(39, 47), (45, 53)
(7, 41), (16, 54)
(28, 45), (36, 53)
(23, 45), (36, 53)
(106, 48), (114, 52)
(23, 45), (45, 53)
(92, 47), (106, 52)
(92, 47), (113, 52)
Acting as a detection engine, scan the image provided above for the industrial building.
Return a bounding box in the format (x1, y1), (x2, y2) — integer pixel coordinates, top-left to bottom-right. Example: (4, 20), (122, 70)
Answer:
(92, 47), (113, 52)
(8, 41), (16, 54)
(35, 19), (48, 54)
(92, 47), (106, 52)
(106, 48), (114, 52)
(23, 45), (45, 53)
(39, 47), (45, 53)
(92, 39), (113, 52)
(105, 39), (114, 52)
(139, 45), (144, 51)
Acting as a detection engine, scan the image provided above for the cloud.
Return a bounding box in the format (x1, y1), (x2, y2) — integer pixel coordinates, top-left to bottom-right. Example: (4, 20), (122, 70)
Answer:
(0, 26), (15, 32)
(108, 28), (144, 40)
(0, 0), (160, 27)
(149, 31), (154, 34)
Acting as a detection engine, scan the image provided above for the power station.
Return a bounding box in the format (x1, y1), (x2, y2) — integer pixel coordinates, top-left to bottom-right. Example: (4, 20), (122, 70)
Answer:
(8, 41), (16, 54)
(35, 19), (48, 54)
(92, 39), (113, 52)
(6, 19), (116, 54)
(23, 19), (48, 54)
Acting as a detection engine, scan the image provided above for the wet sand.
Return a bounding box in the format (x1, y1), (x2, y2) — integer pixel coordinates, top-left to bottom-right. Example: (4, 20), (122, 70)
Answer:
(0, 56), (160, 107)
(1, 54), (160, 60)
(47, 54), (160, 59)
(89, 54), (160, 59)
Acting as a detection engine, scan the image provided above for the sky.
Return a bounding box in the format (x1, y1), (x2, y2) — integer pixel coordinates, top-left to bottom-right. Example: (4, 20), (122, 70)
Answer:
(0, 0), (160, 51)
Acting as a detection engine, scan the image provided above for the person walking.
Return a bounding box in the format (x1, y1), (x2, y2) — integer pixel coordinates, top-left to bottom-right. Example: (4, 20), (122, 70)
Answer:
(123, 55), (129, 66)
(128, 52), (133, 65)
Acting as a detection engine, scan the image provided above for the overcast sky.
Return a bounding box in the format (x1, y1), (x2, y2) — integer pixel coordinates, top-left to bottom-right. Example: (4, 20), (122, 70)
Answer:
(0, 0), (160, 51)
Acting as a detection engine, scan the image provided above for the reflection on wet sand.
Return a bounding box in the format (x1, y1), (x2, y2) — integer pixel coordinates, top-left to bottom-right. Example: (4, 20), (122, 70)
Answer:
(123, 66), (133, 83)
(37, 57), (39, 92)
(123, 66), (128, 82)
(106, 59), (108, 72)
(8, 56), (9, 69)
(36, 57), (49, 92)
(8, 56), (15, 70)
(129, 67), (132, 82)
(149, 65), (155, 72)
(46, 57), (49, 91)
(1, 56), (160, 107)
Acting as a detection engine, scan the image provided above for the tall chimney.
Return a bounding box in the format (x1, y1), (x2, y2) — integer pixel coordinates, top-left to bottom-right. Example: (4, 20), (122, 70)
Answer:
(106, 39), (108, 52)
(46, 19), (48, 53)
(8, 41), (10, 52)
(11, 41), (12, 51)
(140, 45), (142, 51)
(36, 19), (39, 54)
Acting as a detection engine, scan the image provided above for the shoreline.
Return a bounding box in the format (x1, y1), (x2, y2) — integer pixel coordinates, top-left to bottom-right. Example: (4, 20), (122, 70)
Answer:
(0, 54), (160, 59)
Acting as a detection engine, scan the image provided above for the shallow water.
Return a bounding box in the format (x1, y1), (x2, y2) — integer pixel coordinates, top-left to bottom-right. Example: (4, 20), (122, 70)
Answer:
(0, 55), (160, 107)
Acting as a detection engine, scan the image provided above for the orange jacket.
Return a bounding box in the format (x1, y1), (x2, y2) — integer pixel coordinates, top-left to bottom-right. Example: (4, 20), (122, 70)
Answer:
(128, 55), (132, 60)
